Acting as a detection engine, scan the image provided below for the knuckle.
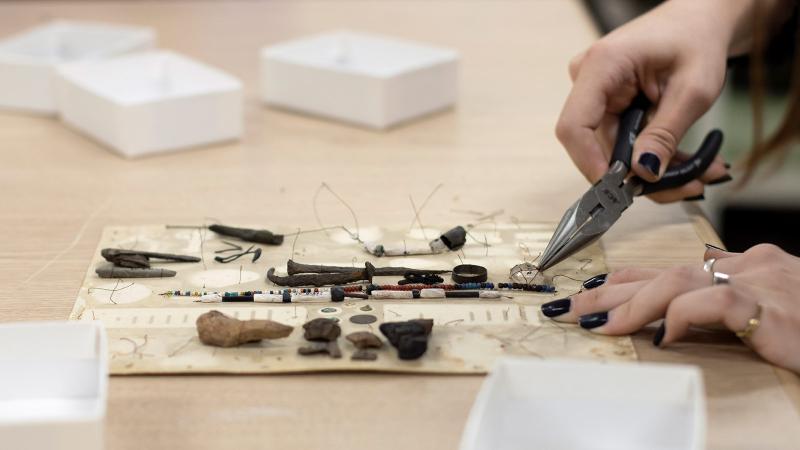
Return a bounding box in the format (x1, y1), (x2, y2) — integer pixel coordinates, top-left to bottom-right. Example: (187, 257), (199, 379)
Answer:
(684, 84), (717, 110)
(665, 265), (694, 283)
(745, 243), (783, 261)
(640, 126), (679, 157)
(583, 40), (615, 63)
(714, 285), (736, 309)
(608, 268), (635, 284)
(568, 57), (582, 78)
(606, 304), (636, 334)
(572, 289), (600, 310)
(554, 118), (573, 144)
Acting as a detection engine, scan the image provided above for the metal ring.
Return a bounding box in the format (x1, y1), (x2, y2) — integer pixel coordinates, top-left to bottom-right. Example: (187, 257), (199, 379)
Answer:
(703, 258), (717, 273)
(712, 272), (730, 285)
(735, 304), (762, 340)
(452, 264), (488, 283)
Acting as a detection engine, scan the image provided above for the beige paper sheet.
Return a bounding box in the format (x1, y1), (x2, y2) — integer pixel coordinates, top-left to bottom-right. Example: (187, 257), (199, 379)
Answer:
(69, 224), (636, 374)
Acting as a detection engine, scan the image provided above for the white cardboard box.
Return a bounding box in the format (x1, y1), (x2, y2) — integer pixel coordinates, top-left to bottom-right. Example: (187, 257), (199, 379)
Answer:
(0, 321), (108, 450)
(56, 49), (243, 158)
(260, 30), (459, 129)
(460, 358), (706, 450)
(0, 20), (155, 114)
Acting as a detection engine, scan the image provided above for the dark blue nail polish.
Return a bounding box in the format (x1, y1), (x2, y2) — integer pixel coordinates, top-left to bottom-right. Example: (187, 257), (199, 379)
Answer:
(578, 312), (608, 329)
(653, 322), (666, 347)
(708, 174), (733, 185)
(541, 298), (571, 318)
(683, 194), (705, 202)
(638, 152), (661, 176)
(582, 274), (607, 290)
(704, 243), (725, 251)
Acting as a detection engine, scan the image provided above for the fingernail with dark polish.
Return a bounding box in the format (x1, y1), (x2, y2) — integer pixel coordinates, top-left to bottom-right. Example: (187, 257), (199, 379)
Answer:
(708, 174), (733, 185)
(638, 152), (661, 176)
(578, 312), (608, 330)
(582, 273), (607, 290)
(705, 243), (726, 251)
(653, 322), (666, 347)
(541, 298), (571, 318)
(683, 194), (705, 202)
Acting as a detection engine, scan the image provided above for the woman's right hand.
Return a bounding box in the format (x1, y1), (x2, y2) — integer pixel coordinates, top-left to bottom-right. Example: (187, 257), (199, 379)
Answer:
(555, 0), (747, 202)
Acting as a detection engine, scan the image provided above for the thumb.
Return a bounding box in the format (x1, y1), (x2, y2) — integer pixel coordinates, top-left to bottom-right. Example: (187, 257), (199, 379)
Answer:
(632, 77), (717, 181)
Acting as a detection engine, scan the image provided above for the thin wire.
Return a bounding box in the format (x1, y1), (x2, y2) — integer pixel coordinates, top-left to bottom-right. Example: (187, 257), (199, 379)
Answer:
(291, 227), (301, 259)
(465, 230), (491, 248)
(88, 279), (133, 305)
(408, 195), (428, 240)
(407, 183), (443, 231)
(551, 274), (584, 283)
(313, 182), (361, 240)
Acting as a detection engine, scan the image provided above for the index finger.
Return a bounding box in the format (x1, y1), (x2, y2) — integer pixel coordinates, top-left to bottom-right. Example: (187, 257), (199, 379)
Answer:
(555, 50), (636, 182)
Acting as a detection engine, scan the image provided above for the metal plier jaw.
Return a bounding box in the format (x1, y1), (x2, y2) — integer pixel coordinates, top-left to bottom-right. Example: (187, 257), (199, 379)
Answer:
(537, 92), (724, 273)
(538, 161), (637, 272)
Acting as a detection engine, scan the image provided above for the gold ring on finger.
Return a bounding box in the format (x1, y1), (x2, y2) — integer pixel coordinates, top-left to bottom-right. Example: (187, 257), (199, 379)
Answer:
(735, 304), (762, 340)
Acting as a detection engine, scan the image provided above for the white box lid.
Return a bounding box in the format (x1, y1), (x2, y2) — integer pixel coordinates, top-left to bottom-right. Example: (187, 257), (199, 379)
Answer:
(261, 30), (458, 78)
(0, 20), (154, 65)
(57, 49), (242, 105)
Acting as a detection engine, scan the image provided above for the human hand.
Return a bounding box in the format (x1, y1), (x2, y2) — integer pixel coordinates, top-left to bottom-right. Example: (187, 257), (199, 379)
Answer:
(541, 244), (800, 373)
(555, 0), (737, 202)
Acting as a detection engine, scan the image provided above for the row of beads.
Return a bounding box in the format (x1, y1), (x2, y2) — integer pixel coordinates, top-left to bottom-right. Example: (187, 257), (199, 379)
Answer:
(367, 282), (495, 293)
(163, 285), (364, 297)
(497, 282), (556, 293)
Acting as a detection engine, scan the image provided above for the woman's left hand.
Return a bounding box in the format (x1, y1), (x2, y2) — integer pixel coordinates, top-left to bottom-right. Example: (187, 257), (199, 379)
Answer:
(541, 243), (800, 373)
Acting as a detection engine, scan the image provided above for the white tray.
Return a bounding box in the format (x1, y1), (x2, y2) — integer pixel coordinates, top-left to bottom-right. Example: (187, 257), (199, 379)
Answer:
(0, 321), (108, 450)
(460, 357), (706, 450)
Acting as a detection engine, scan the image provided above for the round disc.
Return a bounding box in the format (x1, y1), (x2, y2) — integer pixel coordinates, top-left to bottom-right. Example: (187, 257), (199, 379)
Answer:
(349, 314), (378, 324)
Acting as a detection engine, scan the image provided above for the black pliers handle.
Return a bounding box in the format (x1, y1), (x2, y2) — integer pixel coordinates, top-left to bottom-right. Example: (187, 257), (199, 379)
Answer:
(611, 94), (723, 196)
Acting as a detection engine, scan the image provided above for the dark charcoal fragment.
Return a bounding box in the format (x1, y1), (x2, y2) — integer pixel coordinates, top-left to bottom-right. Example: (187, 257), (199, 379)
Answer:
(303, 318), (341, 342)
(379, 322), (425, 346)
(397, 334), (428, 360)
(411, 319), (434, 336)
(379, 318), (433, 360)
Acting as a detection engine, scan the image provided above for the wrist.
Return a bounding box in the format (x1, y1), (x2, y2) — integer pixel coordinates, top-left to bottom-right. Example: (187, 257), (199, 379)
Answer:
(668, 0), (787, 56)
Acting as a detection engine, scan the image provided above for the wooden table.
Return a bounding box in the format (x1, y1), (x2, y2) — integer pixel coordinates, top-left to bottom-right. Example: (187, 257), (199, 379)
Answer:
(0, 1), (798, 449)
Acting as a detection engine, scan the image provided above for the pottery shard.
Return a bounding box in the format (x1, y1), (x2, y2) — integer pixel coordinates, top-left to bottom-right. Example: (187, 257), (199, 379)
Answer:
(298, 341), (342, 358)
(351, 349), (378, 361)
(346, 331), (383, 349)
(196, 310), (293, 348)
(303, 318), (341, 342)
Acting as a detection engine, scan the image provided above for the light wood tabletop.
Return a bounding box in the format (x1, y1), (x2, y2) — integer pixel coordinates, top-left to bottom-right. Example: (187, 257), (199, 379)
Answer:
(0, 1), (798, 449)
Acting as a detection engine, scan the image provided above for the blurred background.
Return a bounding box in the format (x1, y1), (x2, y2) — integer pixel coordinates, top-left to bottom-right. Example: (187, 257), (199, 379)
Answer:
(586, 0), (800, 254)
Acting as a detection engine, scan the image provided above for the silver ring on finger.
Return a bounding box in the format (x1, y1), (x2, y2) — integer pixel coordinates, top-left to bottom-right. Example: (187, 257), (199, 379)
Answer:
(703, 258), (717, 273)
(712, 271), (730, 285)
